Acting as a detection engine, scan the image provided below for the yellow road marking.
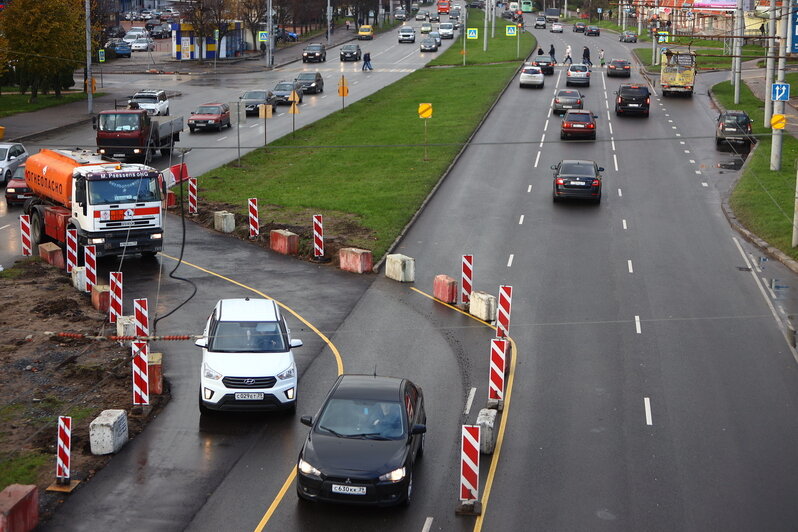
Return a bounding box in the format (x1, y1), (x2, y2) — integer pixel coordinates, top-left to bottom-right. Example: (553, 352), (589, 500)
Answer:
(157, 254), (343, 530)
(408, 288), (515, 531)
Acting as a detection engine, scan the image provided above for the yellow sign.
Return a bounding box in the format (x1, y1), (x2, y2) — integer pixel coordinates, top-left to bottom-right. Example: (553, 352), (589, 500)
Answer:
(258, 104), (273, 119)
(771, 113), (786, 130)
(338, 76), (348, 88)
(418, 103), (433, 119)
(338, 85), (349, 97)
(289, 102), (299, 115)
(289, 90), (300, 103)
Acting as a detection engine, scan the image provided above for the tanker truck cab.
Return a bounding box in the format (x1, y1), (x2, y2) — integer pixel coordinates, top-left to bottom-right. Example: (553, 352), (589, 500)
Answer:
(24, 149), (165, 258)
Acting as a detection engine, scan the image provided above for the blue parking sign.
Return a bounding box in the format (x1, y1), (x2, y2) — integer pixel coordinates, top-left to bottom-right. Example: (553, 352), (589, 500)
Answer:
(772, 83), (790, 102)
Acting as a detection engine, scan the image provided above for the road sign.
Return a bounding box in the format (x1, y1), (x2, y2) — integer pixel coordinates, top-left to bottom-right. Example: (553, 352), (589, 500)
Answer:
(505, 25), (517, 36)
(772, 83), (790, 102)
(771, 113), (787, 130)
(597, 7), (603, 13)
(98, 49), (105, 63)
(418, 102), (433, 118)
(467, 28), (478, 39)
(338, 85), (349, 97)
(258, 31), (269, 42)
(289, 102), (299, 115)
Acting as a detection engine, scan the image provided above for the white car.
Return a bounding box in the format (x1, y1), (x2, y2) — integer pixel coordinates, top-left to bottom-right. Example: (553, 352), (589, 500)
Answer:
(123, 29), (148, 43)
(0, 143), (28, 184)
(439, 22), (455, 38)
(519, 65), (545, 88)
(197, 298), (302, 415)
(550, 22), (563, 32)
(131, 38), (155, 51)
(129, 89), (170, 116)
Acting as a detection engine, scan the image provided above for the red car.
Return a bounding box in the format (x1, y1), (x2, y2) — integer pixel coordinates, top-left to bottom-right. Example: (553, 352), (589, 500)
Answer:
(187, 103), (231, 133)
(560, 110), (598, 140)
(4, 165), (32, 206)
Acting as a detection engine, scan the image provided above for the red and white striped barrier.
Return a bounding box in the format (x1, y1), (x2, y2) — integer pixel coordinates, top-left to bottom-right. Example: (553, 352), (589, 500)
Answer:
(497, 285), (512, 338)
(170, 162), (189, 184)
(248, 198), (259, 239)
(84, 245), (97, 293)
(488, 338), (507, 401)
(461, 254), (473, 304)
(56, 415), (72, 483)
(109, 272), (123, 324)
(133, 298), (149, 337)
(19, 215), (31, 256)
(131, 341), (149, 405)
(460, 425), (480, 501)
(188, 177), (198, 215)
(66, 229), (78, 273)
(313, 214), (324, 258)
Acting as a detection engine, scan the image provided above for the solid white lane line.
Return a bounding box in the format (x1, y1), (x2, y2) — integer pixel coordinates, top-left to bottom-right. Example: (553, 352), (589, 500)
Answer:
(534, 151), (541, 167)
(689, 159), (696, 164)
(527, 185), (532, 193)
(543, 119), (549, 131)
(618, 188), (623, 197)
(644, 397), (653, 425)
(613, 154), (619, 171)
(507, 254), (514, 267)
(0, 224), (9, 231)
(464, 387), (477, 415)
(622, 219), (628, 230)
(635, 315), (642, 334)
(519, 215), (525, 225)
(422, 517), (434, 532)
(627, 260), (634, 273)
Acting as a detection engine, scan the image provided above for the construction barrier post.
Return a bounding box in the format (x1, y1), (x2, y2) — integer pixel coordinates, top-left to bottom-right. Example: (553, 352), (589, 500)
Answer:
(461, 254), (473, 304)
(19, 215), (31, 256)
(133, 298), (149, 338)
(313, 214), (324, 258)
(188, 177), (198, 215)
(109, 272), (123, 324)
(56, 416), (71, 484)
(496, 285), (512, 338)
(248, 197), (259, 239)
(487, 338), (507, 409)
(66, 229), (78, 273)
(84, 245), (97, 293)
(456, 424), (482, 515)
(131, 341), (150, 406)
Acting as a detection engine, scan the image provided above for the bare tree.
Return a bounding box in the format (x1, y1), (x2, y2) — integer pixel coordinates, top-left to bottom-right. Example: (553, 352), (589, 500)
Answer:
(207, 0), (236, 57)
(178, 0), (216, 61)
(239, 0), (268, 52)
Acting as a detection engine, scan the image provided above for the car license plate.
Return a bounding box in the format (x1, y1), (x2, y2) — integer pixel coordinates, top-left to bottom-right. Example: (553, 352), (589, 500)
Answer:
(235, 392), (264, 400)
(563, 105), (572, 108)
(570, 181), (586, 186)
(332, 484), (367, 495)
(629, 104), (639, 107)
(119, 241), (137, 247)
(573, 124), (585, 128)
(113, 153), (126, 157)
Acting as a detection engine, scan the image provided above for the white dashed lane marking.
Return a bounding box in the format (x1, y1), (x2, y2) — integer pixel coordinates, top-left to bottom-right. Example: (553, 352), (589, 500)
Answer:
(644, 397), (653, 425)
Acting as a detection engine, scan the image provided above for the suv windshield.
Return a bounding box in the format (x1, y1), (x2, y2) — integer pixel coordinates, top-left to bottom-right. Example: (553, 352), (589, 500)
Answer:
(132, 95), (157, 103)
(306, 44), (323, 51)
(723, 113), (750, 126)
(620, 87), (648, 97)
(210, 321), (287, 353)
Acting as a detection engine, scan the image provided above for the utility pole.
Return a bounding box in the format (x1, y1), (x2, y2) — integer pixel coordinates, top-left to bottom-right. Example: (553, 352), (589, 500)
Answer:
(770, 0), (788, 171)
(483, 0), (489, 52)
(85, 0), (93, 114)
(491, 0), (495, 39)
(267, 0), (273, 68)
(638, 0), (643, 37)
(733, 0), (743, 103)
(463, 6), (467, 66)
(651, 0), (659, 66)
(764, 0), (777, 126)
(327, 0), (332, 42)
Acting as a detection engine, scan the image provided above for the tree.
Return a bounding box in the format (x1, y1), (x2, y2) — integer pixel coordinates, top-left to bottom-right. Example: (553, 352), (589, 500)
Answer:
(179, 0), (216, 61)
(207, 0), (236, 57)
(239, 0), (268, 52)
(0, 0), (84, 102)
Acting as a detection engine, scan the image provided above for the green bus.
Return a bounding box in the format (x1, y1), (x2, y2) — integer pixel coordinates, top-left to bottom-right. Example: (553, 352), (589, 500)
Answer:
(521, 0), (534, 12)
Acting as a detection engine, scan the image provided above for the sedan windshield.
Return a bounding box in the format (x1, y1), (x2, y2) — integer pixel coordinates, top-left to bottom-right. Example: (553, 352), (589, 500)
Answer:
(209, 321), (287, 353)
(196, 106), (222, 114)
(296, 73), (316, 80)
(243, 91), (267, 99)
(317, 398), (405, 439)
(275, 83), (294, 91)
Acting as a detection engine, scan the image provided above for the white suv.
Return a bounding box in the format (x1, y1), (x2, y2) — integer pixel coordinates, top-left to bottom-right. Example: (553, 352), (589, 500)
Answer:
(129, 89), (169, 116)
(398, 26), (416, 43)
(197, 298), (302, 415)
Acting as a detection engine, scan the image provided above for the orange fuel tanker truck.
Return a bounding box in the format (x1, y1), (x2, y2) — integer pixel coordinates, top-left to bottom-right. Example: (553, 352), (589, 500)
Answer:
(23, 148), (165, 258)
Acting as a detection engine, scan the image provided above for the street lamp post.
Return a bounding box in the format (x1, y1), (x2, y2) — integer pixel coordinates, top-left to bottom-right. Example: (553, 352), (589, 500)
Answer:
(85, 0), (93, 114)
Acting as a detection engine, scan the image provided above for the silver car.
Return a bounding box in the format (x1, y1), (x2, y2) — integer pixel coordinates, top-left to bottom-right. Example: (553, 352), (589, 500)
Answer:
(565, 63), (591, 86)
(0, 143), (28, 184)
(552, 89), (584, 114)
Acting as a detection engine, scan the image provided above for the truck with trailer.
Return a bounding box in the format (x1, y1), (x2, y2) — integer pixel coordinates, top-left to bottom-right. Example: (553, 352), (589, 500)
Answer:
(94, 108), (183, 164)
(544, 7), (560, 21)
(23, 148), (165, 258)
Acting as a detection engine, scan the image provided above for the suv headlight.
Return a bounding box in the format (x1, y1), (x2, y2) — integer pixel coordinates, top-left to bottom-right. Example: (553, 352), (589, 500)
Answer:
(379, 467), (406, 482)
(203, 362), (223, 381)
(277, 364), (296, 380)
(298, 458), (321, 477)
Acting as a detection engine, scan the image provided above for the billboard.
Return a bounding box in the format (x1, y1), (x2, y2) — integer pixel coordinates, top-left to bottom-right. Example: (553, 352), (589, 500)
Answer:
(691, 0), (736, 9)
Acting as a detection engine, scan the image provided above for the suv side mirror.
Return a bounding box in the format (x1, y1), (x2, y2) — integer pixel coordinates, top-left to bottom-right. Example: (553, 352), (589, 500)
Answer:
(598, 167), (605, 172)
(195, 338), (208, 348)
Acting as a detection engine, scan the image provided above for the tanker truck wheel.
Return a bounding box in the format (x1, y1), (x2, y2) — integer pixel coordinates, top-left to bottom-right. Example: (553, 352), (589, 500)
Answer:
(30, 210), (45, 246)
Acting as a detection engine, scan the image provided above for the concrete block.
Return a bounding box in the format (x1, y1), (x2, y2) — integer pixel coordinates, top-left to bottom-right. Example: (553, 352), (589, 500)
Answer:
(37, 242), (64, 269)
(70, 266), (87, 292)
(89, 409), (129, 455)
(116, 315), (136, 338)
(148, 352), (163, 395)
(166, 190), (177, 208)
(269, 229), (299, 255)
(91, 284), (111, 313)
(0, 484), (39, 532)
(213, 211), (235, 233)
(339, 248), (373, 274)
(477, 408), (497, 454)
(469, 291), (497, 322)
(433, 274), (457, 303)
(385, 254), (415, 282)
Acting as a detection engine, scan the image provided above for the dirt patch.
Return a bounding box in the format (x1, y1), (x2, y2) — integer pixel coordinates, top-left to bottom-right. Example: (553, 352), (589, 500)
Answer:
(0, 258), (169, 522)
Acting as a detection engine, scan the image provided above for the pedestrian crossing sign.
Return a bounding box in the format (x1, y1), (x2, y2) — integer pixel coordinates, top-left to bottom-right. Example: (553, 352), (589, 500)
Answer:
(258, 31), (269, 42)
(467, 28), (478, 39)
(505, 25), (517, 36)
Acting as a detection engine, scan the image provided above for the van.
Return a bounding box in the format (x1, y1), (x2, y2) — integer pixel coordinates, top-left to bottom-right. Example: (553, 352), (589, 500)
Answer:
(439, 22), (455, 38)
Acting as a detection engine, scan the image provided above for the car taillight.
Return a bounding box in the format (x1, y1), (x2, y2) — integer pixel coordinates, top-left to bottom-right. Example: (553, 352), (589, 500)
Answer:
(592, 179), (600, 186)
(587, 123), (595, 128)
(563, 122), (572, 128)
(556, 177), (565, 185)
(624, 65), (630, 69)
(554, 98), (560, 103)
(576, 99), (581, 105)
(646, 97), (650, 104)
(617, 97), (621, 104)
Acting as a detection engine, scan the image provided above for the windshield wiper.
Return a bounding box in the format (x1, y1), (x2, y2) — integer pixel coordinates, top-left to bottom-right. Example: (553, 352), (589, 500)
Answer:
(318, 425), (345, 438)
(354, 432), (392, 440)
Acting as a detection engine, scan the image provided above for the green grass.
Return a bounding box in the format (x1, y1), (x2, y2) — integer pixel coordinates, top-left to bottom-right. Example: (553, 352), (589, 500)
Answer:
(198, 25), (534, 259)
(0, 91), (98, 118)
(713, 80), (798, 261)
(562, 17), (651, 42)
(0, 451), (49, 490)
(0, 257), (42, 279)
(430, 8), (536, 65)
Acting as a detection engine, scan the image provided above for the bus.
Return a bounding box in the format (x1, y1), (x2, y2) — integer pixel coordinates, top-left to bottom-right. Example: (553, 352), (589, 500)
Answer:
(660, 49), (696, 97)
(521, 0), (534, 12)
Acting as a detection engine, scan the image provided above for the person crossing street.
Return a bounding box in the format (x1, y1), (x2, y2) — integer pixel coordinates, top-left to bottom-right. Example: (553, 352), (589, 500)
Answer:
(362, 51), (373, 71)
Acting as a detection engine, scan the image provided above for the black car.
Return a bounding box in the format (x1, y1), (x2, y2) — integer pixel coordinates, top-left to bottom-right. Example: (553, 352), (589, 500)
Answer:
(715, 110), (753, 149)
(295, 72), (324, 94)
(615, 83), (650, 116)
(240, 90), (275, 115)
(420, 37), (438, 52)
(104, 25), (126, 39)
(296, 375), (427, 506)
(532, 55), (555, 75)
(552, 159), (603, 203)
(573, 21), (586, 32)
(150, 23), (171, 39)
(272, 80), (304, 104)
(585, 25), (600, 36)
(302, 43), (326, 63)
(606, 59), (631, 77)
(340, 43), (362, 61)
(429, 12), (440, 21)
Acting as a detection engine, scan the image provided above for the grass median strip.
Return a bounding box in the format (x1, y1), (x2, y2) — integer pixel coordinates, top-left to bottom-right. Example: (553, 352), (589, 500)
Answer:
(198, 15), (535, 260)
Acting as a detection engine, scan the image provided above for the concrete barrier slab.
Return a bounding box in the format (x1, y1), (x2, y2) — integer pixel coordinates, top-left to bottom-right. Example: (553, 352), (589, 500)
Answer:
(477, 408), (497, 454)
(91, 284), (111, 313)
(340, 247), (373, 274)
(385, 254), (415, 282)
(89, 409), (129, 455)
(116, 315), (136, 339)
(433, 274), (457, 303)
(70, 266), (87, 292)
(38, 242), (64, 269)
(213, 211), (235, 233)
(269, 229), (299, 255)
(469, 290), (497, 322)
(0, 484), (38, 532)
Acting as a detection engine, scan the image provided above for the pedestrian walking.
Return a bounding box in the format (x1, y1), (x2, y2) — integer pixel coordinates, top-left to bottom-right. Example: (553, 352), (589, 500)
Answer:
(549, 44), (556, 62)
(760, 23), (766, 37)
(564, 44), (572, 65)
(582, 46), (591, 66)
(346, 20), (351, 31)
(599, 49), (605, 67)
(362, 51), (373, 71)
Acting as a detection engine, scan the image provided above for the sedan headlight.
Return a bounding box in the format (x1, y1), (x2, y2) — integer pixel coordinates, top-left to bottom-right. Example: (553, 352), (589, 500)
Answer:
(277, 365), (296, 380)
(203, 362), (223, 381)
(298, 458), (321, 477)
(379, 467), (406, 482)
(6, 187), (15, 193)
(208, 119), (216, 124)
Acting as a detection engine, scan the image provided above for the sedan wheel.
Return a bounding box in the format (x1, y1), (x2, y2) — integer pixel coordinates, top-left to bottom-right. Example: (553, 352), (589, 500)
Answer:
(3, 170), (10, 184)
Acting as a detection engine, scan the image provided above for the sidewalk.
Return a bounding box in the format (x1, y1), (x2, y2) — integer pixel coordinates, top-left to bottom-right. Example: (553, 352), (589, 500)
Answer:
(2, 28), (360, 143)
